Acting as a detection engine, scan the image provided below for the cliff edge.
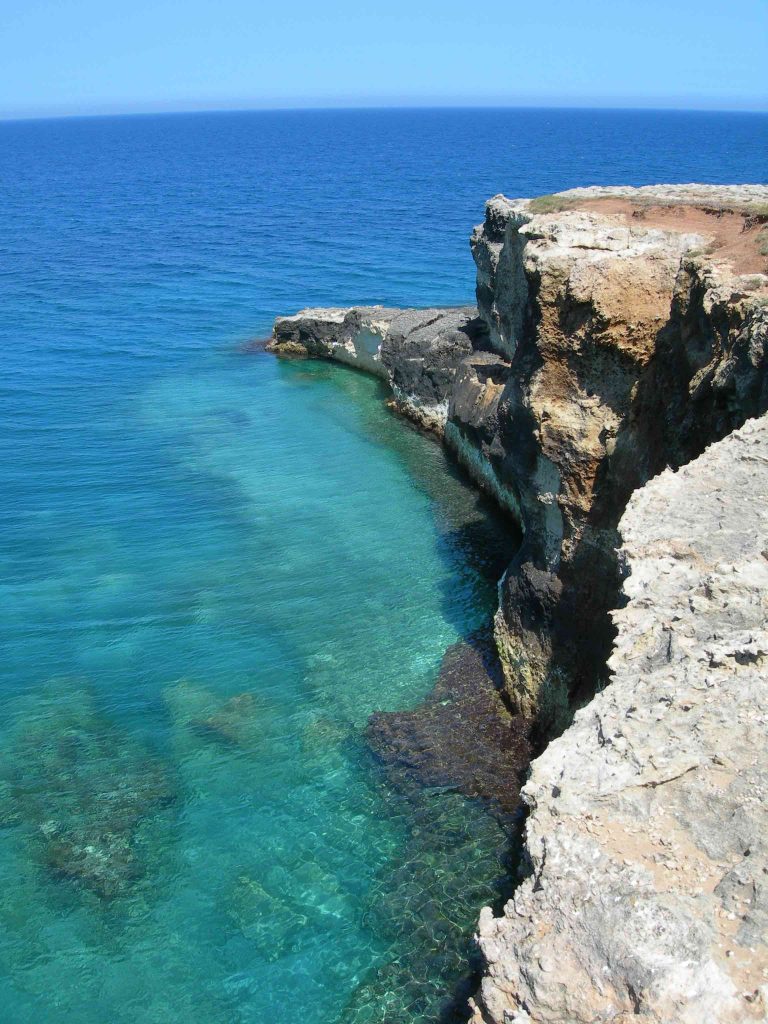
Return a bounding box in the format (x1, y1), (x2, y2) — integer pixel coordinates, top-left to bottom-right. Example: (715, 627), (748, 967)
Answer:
(470, 413), (768, 1024)
(465, 184), (768, 732)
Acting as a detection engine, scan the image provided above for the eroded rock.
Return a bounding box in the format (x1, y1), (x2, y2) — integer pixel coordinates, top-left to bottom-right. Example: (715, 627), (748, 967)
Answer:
(463, 184), (768, 731)
(470, 414), (768, 1024)
(269, 305), (488, 434)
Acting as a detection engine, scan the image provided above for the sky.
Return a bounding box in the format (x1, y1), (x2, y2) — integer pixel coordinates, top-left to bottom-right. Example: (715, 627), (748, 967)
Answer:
(0, 0), (766, 120)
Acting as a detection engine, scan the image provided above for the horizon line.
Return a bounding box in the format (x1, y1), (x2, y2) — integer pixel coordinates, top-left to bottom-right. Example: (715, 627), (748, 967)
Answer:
(2, 99), (767, 125)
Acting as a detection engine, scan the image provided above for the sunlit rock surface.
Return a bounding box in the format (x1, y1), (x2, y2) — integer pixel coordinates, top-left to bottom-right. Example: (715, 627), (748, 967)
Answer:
(464, 184), (768, 732)
(470, 413), (768, 1024)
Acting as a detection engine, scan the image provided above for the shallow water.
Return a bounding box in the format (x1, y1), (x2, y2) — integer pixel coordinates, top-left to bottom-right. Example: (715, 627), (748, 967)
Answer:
(1, 348), (516, 1023)
(1, 108), (766, 1023)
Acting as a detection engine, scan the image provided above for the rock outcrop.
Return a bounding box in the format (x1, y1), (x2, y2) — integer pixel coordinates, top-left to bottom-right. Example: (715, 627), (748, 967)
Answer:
(462, 184), (768, 732)
(470, 413), (768, 1024)
(269, 186), (768, 733)
(269, 305), (488, 433)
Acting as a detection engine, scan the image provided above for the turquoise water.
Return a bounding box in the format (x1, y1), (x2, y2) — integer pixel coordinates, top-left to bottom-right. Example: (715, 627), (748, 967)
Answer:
(1, 350), (513, 1023)
(1, 108), (766, 1023)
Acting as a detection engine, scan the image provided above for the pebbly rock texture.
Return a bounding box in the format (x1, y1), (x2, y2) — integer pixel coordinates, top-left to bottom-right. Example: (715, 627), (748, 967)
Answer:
(470, 413), (768, 1024)
(269, 305), (488, 433)
(461, 184), (768, 732)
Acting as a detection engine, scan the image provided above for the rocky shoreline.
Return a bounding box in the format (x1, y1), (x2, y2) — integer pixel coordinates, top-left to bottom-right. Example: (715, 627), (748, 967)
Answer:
(266, 184), (768, 1022)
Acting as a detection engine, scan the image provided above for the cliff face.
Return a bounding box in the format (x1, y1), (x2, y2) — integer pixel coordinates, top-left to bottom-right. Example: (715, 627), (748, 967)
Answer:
(470, 413), (768, 1024)
(461, 185), (768, 731)
(271, 187), (768, 735)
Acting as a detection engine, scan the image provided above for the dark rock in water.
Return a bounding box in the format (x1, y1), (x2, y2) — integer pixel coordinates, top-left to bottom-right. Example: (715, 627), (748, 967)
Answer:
(164, 680), (284, 759)
(339, 786), (516, 1024)
(238, 335), (272, 353)
(0, 681), (176, 901)
(366, 631), (530, 817)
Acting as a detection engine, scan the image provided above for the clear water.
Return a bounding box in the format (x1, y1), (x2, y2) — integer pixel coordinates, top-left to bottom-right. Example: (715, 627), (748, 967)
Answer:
(1, 108), (766, 1024)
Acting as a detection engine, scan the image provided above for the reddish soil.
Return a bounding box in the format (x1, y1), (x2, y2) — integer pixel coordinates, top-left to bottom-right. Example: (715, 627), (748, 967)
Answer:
(572, 198), (768, 276)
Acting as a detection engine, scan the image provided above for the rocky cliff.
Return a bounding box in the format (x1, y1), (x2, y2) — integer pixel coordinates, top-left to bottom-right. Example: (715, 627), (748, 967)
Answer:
(470, 412), (768, 1024)
(267, 183), (768, 1022)
(464, 184), (768, 734)
(269, 185), (768, 733)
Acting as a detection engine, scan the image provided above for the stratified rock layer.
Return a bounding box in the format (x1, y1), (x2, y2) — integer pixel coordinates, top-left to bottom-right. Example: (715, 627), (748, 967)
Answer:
(470, 413), (768, 1024)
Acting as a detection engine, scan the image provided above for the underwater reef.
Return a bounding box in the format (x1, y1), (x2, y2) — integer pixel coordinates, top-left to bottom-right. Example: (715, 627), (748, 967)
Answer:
(0, 681), (176, 903)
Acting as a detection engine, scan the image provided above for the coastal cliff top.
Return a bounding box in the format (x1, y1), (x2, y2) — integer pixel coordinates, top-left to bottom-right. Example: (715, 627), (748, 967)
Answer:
(487, 183), (768, 276)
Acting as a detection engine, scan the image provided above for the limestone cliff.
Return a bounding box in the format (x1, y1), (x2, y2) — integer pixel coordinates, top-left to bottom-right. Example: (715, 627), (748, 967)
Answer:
(270, 185), (768, 734)
(462, 184), (768, 732)
(470, 413), (768, 1024)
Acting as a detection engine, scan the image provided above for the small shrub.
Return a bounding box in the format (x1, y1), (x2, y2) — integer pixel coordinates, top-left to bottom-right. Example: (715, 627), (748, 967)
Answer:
(527, 193), (575, 214)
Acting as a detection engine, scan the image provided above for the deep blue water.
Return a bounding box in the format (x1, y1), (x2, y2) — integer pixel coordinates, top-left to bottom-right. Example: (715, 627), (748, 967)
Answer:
(1, 108), (766, 1024)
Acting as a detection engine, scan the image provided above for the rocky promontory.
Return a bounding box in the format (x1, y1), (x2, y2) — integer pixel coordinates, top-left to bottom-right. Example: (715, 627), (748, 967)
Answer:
(269, 305), (489, 433)
(266, 184), (768, 1022)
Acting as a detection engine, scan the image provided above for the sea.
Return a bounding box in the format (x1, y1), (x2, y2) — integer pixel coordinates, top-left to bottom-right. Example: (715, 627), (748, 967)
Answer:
(1, 107), (766, 1024)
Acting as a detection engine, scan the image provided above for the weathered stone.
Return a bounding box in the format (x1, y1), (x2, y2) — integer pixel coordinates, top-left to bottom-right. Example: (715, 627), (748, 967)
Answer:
(270, 305), (487, 434)
(463, 184), (768, 732)
(470, 413), (768, 1024)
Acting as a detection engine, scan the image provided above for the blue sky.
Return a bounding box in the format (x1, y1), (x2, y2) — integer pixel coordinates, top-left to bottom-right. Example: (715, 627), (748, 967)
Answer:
(1, 0), (766, 119)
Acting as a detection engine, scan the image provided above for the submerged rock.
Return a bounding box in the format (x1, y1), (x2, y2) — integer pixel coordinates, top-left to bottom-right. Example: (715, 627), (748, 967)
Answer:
(164, 680), (285, 758)
(0, 681), (176, 901)
(227, 873), (309, 962)
(358, 631), (529, 1022)
(366, 631), (530, 817)
(340, 787), (514, 1024)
